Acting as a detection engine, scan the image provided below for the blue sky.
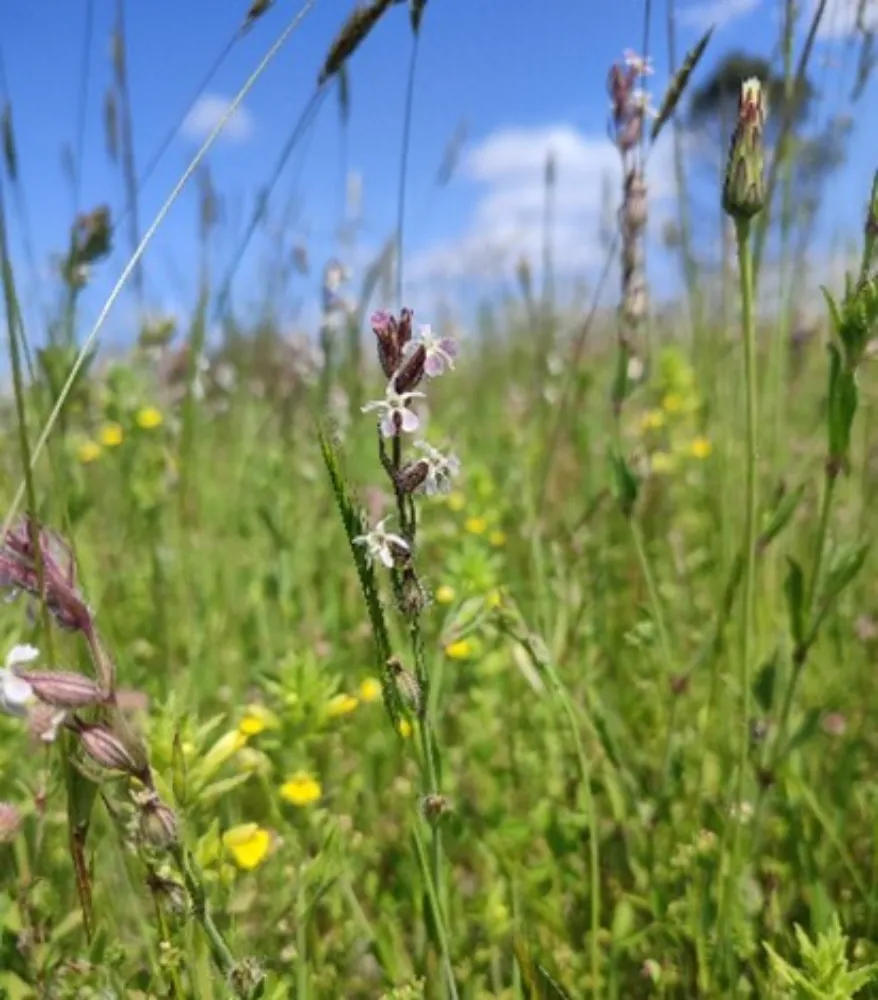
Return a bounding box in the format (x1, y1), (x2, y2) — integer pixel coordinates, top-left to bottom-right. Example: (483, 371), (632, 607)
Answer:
(0, 0), (876, 346)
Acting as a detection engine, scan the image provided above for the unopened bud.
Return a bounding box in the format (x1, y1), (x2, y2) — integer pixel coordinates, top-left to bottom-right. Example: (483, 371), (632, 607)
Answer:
(139, 795), (179, 848)
(396, 459), (430, 494)
(371, 310), (401, 378)
(75, 722), (150, 781)
(393, 344), (426, 394)
(18, 670), (106, 708)
(722, 78), (766, 220)
(387, 656), (423, 716)
(422, 793), (450, 822)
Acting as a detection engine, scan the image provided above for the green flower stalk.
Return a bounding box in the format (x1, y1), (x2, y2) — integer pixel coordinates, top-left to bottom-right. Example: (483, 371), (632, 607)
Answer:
(722, 78), (766, 221)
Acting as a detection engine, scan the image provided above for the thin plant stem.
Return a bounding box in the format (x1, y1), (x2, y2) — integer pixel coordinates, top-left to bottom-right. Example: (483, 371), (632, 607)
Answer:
(716, 215), (758, 971)
(396, 29), (421, 307)
(629, 520), (677, 778)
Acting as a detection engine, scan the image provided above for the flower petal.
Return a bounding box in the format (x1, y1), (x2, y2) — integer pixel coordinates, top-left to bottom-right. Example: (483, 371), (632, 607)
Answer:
(380, 414), (397, 438)
(6, 644), (39, 669)
(1, 671), (34, 710)
(400, 409), (420, 433)
(439, 338), (459, 358)
(378, 545), (395, 568)
(424, 355), (444, 378)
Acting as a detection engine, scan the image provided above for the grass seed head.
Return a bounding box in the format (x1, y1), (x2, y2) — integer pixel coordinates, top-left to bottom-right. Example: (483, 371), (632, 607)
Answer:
(318, 0), (396, 86)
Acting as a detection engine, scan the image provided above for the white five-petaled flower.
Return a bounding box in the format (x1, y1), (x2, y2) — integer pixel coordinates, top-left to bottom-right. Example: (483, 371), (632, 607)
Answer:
(413, 441), (461, 496)
(623, 49), (654, 76)
(630, 88), (657, 118)
(0, 644), (38, 718)
(352, 517), (410, 569)
(407, 324), (458, 378)
(361, 383), (425, 438)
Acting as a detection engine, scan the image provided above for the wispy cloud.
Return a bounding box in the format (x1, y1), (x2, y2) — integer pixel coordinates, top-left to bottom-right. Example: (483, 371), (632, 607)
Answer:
(679, 0), (761, 32)
(408, 122), (676, 289)
(181, 94), (255, 144)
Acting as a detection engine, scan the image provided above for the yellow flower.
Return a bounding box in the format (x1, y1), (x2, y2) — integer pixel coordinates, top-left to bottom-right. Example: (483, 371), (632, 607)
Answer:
(640, 409), (666, 432)
(662, 392), (684, 414)
(435, 584), (456, 605)
(650, 451), (677, 475)
(447, 491), (465, 512)
(280, 771), (322, 807)
(222, 823), (271, 871)
(359, 678), (382, 703)
(77, 440), (102, 464)
(690, 436), (712, 460)
(136, 406), (163, 430)
(99, 422), (124, 448)
(398, 719), (413, 739)
(485, 589), (503, 610)
(238, 703), (280, 736)
(489, 530), (507, 547)
(445, 638), (473, 660)
(465, 516), (487, 535)
(326, 693), (358, 719)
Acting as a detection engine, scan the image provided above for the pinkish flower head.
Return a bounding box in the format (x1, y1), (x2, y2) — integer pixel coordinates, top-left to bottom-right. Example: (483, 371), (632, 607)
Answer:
(407, 324), (458, 378)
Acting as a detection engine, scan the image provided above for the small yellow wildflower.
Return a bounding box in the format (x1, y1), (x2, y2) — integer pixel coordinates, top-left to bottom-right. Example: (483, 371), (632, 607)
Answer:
(359, 677), (382, 703)
(489, 530), (507, 547)
(662, 392), (684, 414)
(222, 823), (271, 871)
(465, 516), (488, 535)
(640, 409), (666, 432)
(435, 584), (456, 605)
(136, 406), (163, 430)
(650, 452), (677, 475)
(485, 588), (503, 610)
(99, 422), (124, 448)
(280, 771), (322, 807)
(445, 638), (473, 660)
(690, 436), (712, 460)
(447, 491), (465, 512)
(238, 703), (280, 736)
(326, 693), (358, 719)
(398, 719), (413, 739)
(77, 440), (102, 464)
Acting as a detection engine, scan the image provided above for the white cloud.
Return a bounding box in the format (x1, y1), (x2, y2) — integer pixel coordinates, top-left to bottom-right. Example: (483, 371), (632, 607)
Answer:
(812, 0), (878, 37)
(679, 0), (762, 32)
(182, 94), (255, 144)
(408, 123), (676, 289)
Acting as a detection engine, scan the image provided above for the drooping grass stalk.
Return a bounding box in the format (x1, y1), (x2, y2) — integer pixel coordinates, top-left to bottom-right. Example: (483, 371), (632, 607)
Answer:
(1, 0), (316, 537)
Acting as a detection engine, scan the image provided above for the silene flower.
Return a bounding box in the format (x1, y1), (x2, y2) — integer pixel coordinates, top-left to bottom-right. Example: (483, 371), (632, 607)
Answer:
(353, 517), (409, 569)
(406, 324), (458, 378)
(623, 49), (654, 75)
(0, 644), (38, 717)
(361, 383), (425, 438)
(413, 441), (461, 496)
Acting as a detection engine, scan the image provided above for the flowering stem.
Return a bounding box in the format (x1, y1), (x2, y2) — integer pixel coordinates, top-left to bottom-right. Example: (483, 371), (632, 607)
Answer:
(717, 214), (758, 972)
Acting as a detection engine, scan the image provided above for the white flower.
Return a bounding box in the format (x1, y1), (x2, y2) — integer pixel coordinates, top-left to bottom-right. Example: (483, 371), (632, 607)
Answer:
(630, 88), (657, 119)
(352, 517), (410, 569)
(623, 49), (654, 76)
(0, 644), (38, 718)
(406, 324), (458, 378)
(361, 384), (425, 438)
(413, 441), (461, 496)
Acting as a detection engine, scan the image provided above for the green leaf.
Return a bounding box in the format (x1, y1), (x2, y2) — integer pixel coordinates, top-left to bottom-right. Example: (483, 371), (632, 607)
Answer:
(824, 541), (870, 603)
(759, 482), (805, 547)
(753, 654), (777, 713)
(784, 557), (806, 647)
(826, 343), (859, 466)
(787, 707), (822, 756)
(609, 449), (639, 518)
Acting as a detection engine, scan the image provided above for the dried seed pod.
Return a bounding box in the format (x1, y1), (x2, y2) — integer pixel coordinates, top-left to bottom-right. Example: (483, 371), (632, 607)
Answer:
(650, 26), (714, 143)
(396, 459), (430, 494)
(318, 0), (395, 85)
